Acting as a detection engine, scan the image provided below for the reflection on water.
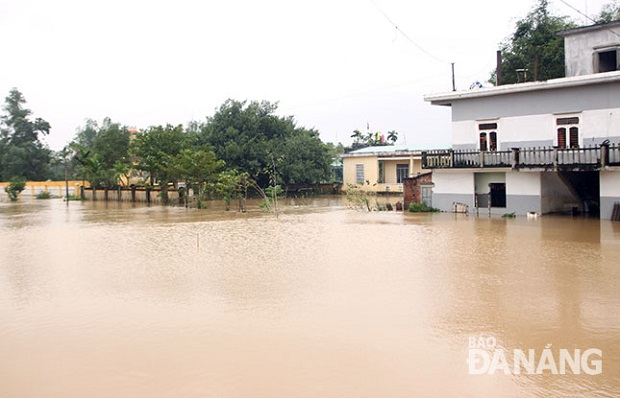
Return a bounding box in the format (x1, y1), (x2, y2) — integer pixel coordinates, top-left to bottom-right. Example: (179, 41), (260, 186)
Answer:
(0, 198), (618, 397)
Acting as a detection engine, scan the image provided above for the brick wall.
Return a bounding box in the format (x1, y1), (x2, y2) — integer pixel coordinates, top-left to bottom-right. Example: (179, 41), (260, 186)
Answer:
(403, 172), (433, 208)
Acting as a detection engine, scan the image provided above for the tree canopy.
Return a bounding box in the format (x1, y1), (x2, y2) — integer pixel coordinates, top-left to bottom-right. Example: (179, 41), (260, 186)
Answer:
(1, 90), (337, 197)
(596, 0), (620, 23)
(0, 88), (52, 181)
(197, 99), (332, 187)
(492, 0), (576, 85)
(70, 118), (131, 187)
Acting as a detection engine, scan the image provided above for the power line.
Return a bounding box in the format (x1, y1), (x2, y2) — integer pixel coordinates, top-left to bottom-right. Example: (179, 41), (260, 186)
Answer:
(367, 0), (450, 64)
(557, 0), (620, 38)
(558, 0), (597, 24)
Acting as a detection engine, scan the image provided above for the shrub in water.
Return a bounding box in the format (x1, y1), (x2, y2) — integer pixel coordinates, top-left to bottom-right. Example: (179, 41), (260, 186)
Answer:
(36, 191), (52, 199)
(4, 177), (26, 201)
(408, 202), (440, 213)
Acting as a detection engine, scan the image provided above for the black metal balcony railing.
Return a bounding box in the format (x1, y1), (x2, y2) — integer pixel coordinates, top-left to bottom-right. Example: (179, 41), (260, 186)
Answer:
(422, 143), (620, 170)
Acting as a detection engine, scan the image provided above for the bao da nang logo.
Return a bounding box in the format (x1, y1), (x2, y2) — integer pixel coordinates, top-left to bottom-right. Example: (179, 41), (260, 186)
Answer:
(468, 335), (602, 375)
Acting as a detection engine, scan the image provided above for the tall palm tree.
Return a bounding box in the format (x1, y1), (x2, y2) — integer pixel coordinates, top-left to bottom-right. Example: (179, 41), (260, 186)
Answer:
(387, 130), (398, 144)
(350, 129), (363, 143)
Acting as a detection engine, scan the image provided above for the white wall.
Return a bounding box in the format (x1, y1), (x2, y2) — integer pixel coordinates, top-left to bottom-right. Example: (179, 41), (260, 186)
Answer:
(564, 27), (620, 77)
(432, 171), (474, 194)
(506, 172), (541, 196)
(600, 170), (620, 197)
(581, 109), (620, 144)
(500, 114), (552, 147)
(452, 108), (620, 148)
(452, 120), (476, 147)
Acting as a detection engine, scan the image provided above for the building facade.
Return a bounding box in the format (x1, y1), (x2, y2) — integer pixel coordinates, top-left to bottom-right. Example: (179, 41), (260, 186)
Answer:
(341, 146), (423, 194)
(422, 22), (620, 220)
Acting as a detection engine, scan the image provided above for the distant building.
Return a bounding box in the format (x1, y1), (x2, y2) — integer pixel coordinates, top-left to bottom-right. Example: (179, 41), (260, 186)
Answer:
(341, 146), (424, 193)
(422, 21), (620, 220)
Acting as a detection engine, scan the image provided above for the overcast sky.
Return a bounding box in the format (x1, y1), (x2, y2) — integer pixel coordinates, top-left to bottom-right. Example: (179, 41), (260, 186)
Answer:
(0, 0), (611, 151)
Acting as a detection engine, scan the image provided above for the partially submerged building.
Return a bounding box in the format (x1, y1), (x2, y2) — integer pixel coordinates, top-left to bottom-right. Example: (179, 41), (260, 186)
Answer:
(341, 146), (424, 194)
(422, 21), (620, 220)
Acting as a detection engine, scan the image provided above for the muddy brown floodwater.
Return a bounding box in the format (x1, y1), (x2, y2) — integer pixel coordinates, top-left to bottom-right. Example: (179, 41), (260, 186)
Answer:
(0, 197), (618, 397)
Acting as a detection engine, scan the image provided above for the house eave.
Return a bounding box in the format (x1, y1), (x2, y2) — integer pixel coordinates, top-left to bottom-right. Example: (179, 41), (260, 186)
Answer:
(424, 71), (620, 106)
(341, 150), (422, 159)
(556, 21), (620, 37)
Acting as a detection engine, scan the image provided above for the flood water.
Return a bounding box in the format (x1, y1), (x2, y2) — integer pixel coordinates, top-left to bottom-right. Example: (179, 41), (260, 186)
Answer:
(0, 197), (619, 397)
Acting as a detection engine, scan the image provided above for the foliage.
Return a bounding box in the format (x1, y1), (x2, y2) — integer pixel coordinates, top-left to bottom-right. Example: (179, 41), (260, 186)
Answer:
(347, 129), (398, 152)
(276, 129), (332, 184)
(173, 148), (225, 207)
(596, 1), (620, 23)
(70, 118), (131, 187)
(198, 99), (332, 187)
(131, 124), (189, 185)
(35, 191), (52, 199)
(78, 152), (108, 188)
(0, 88), (52, 181)
(259, 184), (285, 211)
(408, 202), (440, 213)
(212, 170), (247, 210)
(344, 182), (376, 212)
(349, 129), (398, 148)
(491, 0), (576, 85)
(4, 177), (26, 201)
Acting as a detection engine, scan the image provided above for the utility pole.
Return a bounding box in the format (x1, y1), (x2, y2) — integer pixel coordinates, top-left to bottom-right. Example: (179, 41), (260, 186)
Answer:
(63, 147), (69, 201)
(451, 63), (456, 91)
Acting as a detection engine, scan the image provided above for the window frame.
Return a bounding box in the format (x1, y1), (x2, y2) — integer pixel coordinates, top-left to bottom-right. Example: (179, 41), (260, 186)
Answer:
(556, 116), (580, 149)
(396, 164), (409, 184)
(478, 122), (498, 152)
(594, 46), (620, 73)
(355, 164), (365, 184)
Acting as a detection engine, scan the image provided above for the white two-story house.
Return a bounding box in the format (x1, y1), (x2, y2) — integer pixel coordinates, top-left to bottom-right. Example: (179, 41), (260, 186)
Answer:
(423, 21), (620, 220)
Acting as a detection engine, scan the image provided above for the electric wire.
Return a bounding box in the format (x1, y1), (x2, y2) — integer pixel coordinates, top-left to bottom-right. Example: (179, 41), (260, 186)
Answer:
(367, 0), (450, 64)
(557, 0), (620, 38)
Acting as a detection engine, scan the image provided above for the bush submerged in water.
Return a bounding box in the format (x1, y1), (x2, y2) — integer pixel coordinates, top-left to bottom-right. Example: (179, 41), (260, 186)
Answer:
(4, 177), (26, 201)
(408, 202), (440, 213)
(35, 191), (52, 199)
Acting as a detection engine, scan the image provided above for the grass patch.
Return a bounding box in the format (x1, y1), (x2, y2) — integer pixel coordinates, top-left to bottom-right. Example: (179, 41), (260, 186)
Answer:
(409, 202), (440, 213)
(35, 191), (53, 199)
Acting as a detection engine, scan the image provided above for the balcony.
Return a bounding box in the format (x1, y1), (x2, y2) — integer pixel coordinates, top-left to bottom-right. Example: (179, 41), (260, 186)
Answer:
(422, 143), (620, 170)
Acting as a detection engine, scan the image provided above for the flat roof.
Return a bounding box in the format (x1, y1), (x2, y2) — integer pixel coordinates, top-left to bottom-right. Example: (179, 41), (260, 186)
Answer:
(557, 20), (620, 37)
(424, 70), (620, 106)
(341, 145), (423, 158)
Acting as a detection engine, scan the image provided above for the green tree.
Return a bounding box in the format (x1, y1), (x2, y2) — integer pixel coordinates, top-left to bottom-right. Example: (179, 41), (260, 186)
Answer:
(213, 170), (246, 211)
(4, 176), (26, 201)
(70, 118), (131, 187)
(596, 1), (620, 23)
(277, 128), (331, 185)
(0, 88), (51, 181)
(387, 130), (398, 144)
(131, 124), (189, 203)
(80, 153), (107, 188)
(350, 129), (363, 143)
(172, 148), (224, 206)
(199, 99), (332, 188)
(491, 0), (576, 85)
(91, 118), (130, 170)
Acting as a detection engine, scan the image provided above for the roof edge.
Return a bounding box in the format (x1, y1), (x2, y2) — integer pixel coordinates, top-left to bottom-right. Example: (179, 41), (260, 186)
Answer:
(424, 71), (620, 105)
